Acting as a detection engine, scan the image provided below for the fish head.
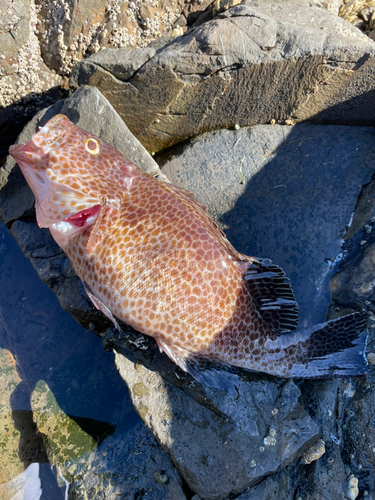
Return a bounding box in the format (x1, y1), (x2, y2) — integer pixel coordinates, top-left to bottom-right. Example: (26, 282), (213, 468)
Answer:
(9, 114), (136, 247)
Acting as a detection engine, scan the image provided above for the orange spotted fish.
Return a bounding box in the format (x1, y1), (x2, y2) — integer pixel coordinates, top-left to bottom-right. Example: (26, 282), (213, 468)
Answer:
(9, 114), (368, 389)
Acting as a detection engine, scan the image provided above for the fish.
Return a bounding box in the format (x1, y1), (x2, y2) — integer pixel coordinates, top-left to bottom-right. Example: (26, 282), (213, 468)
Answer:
(9, 114), (368, 389)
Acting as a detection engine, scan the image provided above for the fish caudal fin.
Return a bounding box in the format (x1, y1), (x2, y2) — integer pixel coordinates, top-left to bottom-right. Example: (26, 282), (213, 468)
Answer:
(243, 258), (299, 333)
(279, 312), (368, 379)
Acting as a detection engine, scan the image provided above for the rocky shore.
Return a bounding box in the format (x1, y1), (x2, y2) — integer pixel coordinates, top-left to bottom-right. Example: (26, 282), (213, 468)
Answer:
(1, 0), (375, 498)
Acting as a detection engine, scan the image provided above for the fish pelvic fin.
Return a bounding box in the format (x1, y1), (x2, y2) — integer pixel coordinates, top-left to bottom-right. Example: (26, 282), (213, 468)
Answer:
(83, 280), (122, 331)
(157, 340), (239, 392)
(242, 258), (299, 334)
(265, 312), (368, 379)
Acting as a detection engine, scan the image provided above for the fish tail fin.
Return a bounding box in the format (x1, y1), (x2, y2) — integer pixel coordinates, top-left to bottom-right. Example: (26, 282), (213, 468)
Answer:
(278, 312), (368, 379)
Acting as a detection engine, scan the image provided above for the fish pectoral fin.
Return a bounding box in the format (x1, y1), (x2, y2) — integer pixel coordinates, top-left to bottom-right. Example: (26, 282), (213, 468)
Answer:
(83, 280), (122, 331)
(157, 340), (239, 392)
(86, 198), (120, 253)
(243, 258), (299, 334)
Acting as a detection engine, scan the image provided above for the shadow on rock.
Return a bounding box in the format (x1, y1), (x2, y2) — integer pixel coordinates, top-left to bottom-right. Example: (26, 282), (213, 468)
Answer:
(0, 222), (140, 495)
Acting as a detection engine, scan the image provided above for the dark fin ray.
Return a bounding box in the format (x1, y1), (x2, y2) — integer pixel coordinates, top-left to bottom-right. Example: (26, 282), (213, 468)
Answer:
(278, 312), (368, 378)
(243, 258), (299, 333)
(157, 339), (239, 392)
(83, 280), (122, 331)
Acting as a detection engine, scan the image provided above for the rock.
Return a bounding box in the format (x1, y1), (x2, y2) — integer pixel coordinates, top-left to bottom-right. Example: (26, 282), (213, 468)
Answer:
(0, 347), (25, 484)
(295, 378), (367, 500)
(159, 123), (375, 325)
(71, 423), (187, 500)
(0, 0), (60, 108)
(35, 0), (214, 76)
(112, 341), (320, 500)
(30, 380), (97, 476)
(70, 0), (375, 152)
(235, 468), (296, 499)
(331, 240), (375, 312)
(0, 0), (62, 161)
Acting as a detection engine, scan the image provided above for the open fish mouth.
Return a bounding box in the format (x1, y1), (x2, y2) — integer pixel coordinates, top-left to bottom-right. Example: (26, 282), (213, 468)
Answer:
(63, 204), (101, 228)
(50, 204), (102, 240)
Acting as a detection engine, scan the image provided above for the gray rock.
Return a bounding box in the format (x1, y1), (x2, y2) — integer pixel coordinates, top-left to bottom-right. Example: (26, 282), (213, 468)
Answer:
(112, 341), (319, 500)
(71, 424), (187, 500)
(70, 0), (375, 153)
(236, 468), (296, 499)
(159, 123), (375, 325)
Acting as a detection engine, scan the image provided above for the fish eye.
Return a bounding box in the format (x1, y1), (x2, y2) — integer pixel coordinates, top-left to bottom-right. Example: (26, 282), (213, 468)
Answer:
(84, 138), (100, 155)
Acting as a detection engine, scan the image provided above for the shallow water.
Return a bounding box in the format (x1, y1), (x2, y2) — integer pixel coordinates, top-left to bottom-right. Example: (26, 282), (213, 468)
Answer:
(0, 221), (140, 497)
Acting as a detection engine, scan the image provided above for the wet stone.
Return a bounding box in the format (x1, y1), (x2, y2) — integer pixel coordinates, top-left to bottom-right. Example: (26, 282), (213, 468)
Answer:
(30, 380), (97, 477)
(71, 423), (187, 500)
(112, 343), (320, 500)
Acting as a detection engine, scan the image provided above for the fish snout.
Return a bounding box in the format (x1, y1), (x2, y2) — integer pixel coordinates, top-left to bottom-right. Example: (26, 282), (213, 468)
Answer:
(9, 141), (46, 166)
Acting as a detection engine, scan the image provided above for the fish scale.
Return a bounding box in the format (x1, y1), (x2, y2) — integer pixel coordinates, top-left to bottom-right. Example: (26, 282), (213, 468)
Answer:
(9, 114), (368, 390)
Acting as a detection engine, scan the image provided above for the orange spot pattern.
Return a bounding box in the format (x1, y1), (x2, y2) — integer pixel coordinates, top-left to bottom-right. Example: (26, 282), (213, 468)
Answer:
(26, 115), (292, 377)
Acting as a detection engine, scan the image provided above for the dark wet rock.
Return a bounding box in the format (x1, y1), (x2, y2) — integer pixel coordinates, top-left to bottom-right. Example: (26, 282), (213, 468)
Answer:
(71, 423), (187, 500)
(294, 377), (370, 500)
(235, 468), (296, 499)
(159, 123), (375, 325)
(111, 334), (320, 500)
(30, 380), (97, 473)
(331, 241), (375, 313)
(70, 0), (375, 152)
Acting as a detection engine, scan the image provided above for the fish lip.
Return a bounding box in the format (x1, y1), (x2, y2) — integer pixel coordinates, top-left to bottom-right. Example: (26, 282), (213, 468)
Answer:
(9, 141), (46, 164)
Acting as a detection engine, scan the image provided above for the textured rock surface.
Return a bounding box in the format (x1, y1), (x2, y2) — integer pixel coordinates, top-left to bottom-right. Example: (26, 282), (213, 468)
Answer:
(159, 123), (375, 325)
(70, 0), (375, 152)
(112, 334), (319, 500)
(30, 380), (97, 473)
(35, 0), (213, 76)
(0, 0), (60, 108)
(0, 348), (25, 484)
(71, 423), (187, 500)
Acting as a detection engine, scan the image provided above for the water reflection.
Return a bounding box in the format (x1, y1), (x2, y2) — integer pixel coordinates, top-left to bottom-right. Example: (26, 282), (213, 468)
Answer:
(0, 222), (140, 497)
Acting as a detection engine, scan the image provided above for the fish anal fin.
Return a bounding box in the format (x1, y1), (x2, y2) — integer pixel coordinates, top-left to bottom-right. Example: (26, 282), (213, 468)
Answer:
(83, 280), (122, 331)
(157, 340), (239, 392)
(243, 258), (299, 334)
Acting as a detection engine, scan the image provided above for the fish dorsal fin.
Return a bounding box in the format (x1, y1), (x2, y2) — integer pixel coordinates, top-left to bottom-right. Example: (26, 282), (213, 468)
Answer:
(243, 258), (299, 334)
(157, 339), (239, 392)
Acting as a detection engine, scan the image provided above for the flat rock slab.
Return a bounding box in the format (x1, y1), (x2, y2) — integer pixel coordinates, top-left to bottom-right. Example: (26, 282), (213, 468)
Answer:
(160, 123), (375, 325)
(70, 0), (375, 152)
(112, 337), (319, 500)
